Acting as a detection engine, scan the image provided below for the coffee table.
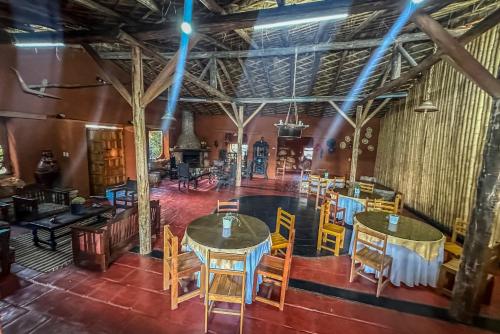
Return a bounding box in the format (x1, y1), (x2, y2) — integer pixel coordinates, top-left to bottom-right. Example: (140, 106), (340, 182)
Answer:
(28, 206), (113, 251)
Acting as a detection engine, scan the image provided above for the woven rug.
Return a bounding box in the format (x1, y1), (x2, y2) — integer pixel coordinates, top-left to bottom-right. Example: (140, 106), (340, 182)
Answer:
(11, 217), (100, 273)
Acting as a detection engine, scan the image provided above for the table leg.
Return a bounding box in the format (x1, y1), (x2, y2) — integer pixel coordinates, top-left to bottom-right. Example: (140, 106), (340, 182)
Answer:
(50, 231), (57, 251)
(32, 228), (39, 247)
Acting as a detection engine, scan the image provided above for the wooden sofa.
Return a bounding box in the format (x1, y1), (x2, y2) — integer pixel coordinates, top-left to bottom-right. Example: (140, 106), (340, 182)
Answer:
(0, 223), (14, 276)
(71, 200), (161, 271)
(13, 186), (70, 221)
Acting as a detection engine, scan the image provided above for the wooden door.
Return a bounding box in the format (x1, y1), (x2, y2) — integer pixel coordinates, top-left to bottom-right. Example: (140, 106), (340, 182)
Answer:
(87, 129), (126, 195)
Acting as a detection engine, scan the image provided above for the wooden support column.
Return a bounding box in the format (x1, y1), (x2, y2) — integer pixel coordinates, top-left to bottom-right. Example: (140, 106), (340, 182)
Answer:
(450, 83), (500, 322)
(349, 106), (363, 184)
(235, 106), (244, 187)
(131, 46), (151, 255)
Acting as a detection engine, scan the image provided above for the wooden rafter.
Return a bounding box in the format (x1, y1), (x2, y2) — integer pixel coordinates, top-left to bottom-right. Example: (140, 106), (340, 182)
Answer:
(361, 8), (500, 103)
(412, 10), (500, 98)
(82, 44), (132, 106)
(71, 0), (135, 25)
(328, 10), (386, 96)
(135, 0), (160, 12)
(95, 29), (466, 60)
(237, 58), (256, 96)
(217, 59), (238, 96)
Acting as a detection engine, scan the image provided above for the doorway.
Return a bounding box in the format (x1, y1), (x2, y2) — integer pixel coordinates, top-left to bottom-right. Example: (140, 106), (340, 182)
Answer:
(87, 128), (126, 195)
(276, 137), (314, 174)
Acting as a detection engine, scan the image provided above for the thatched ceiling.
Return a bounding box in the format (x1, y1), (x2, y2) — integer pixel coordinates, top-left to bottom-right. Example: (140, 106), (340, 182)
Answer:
(1, 0), (499, 117)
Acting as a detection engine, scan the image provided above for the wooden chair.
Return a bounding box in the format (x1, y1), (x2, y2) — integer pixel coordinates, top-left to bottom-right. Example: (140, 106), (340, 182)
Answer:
(163, 226), (205, 310)
(271, 208), (296, 255)
(358, 182), (375, 194)
(317, 202), (345, 256)
(366, 199), (398, 214)
(307, 175), (320, 196)
(437, 244), (499, 303)
(314, 178), (329, 209)
(334, 176), (346, 188)
(253, 229), (295, 310)
(350, 224), (392, 297)
(395, 192), (404, 213)
(444, 218), (467, 258)
(217, 200), (240, 213)
(323, 191), (345, 225)
(205, 251), (246, 334)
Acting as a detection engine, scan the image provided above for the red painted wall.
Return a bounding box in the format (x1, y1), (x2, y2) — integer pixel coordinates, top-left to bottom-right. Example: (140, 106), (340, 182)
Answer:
(191, 113), (380, 179)
(0, 46), (165, 195)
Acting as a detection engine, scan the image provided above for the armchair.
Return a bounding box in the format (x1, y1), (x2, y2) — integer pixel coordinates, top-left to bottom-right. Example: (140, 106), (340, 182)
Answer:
(13, 186), (70, 221)
(106, 178), (138, 208)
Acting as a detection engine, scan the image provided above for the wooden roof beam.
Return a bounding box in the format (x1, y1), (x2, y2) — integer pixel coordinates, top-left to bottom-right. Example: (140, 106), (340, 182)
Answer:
(237, 58), (256, 96)
(82, 44), (132, 106)
(135, 0), (160, 12)
(412, 10), (500, 98)
(71, 0), (135, 25)
(361, 8), (500, 103)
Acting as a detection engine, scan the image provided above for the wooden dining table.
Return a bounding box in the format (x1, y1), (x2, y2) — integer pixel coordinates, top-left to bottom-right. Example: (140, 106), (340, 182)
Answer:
(183, 213), (272, 304)
(351, 211), (446, 287)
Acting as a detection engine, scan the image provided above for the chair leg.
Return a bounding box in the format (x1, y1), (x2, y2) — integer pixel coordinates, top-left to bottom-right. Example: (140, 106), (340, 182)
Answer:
(349, 258), (356, 283)
(334, 235), (340, 256)
(252, 272), (258, 301)
(239, 302), (244, 334)
(200, 266), (206, 298)
(316, 229), (323, 255)
(204, 298), (209, 333)
(279, 279), (286, 311)
(171, 279), (178, 310)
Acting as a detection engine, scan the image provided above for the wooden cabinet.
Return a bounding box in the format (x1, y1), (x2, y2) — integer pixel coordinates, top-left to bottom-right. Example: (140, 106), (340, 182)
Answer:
(87, 129), (126, 195)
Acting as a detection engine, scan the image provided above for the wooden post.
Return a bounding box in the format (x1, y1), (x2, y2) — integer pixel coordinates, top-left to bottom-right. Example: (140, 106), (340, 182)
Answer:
(450, 96), (500, 322)
(131, 46), (151, 255)
(235, 106), (244, 187)
(349, 106), (363, 184)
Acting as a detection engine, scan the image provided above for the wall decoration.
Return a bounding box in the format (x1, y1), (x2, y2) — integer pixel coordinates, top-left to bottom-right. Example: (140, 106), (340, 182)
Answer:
(361, 138), (369, 145)
(326, 138), (336, 153)
(365, 132), (372, 139)
(345, 136), (351, 143)
(358, 149), (363, 155)
(366, 127), (373, 133)
(367, 145), (375, 152)
(339, 141), (346, 149)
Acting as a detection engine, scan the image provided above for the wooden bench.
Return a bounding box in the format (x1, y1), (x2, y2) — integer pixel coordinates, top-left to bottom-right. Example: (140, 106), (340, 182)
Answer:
(71, 200), (160, 271)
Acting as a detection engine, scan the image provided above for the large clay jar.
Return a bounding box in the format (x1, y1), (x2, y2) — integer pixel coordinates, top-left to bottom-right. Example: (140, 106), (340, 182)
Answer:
(34, 150), (60, 188)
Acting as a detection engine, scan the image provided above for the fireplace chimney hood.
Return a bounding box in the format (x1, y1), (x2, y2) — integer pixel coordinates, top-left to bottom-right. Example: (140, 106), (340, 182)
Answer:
(175, 110), (201, 150)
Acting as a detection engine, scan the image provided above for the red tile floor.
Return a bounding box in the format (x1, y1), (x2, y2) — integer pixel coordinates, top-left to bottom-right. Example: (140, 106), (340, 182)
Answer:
(0, 177), (498, 333)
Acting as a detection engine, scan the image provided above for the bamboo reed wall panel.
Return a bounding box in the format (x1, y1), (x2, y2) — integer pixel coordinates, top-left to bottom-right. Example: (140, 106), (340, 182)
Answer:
(374, 27), (500, 237)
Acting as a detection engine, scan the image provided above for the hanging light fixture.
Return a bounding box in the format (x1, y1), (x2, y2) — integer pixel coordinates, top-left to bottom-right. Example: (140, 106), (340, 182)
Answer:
(415, 47), (439, 113)
(275, 48), (309, 138)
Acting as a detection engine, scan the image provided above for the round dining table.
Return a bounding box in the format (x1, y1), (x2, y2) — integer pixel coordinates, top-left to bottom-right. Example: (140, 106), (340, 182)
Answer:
(350, 211), (445, 287)
(336, 187), (384, 226)
(183, 213), (271, 304)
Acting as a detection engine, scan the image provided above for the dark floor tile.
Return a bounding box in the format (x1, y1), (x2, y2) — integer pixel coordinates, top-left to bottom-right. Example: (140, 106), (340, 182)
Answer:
(3, 309), (50, 334)
(4, 283), (52, 307)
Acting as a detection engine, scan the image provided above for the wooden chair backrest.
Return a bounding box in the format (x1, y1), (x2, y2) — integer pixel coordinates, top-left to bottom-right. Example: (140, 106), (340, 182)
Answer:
(358, 182), (375, 193)
(366, 199), (397, 214)
(107, 206), (139, 249)
(309, 175), (320, 186)
(217, 200), (240, 213)
(452, 218), (468, 243)
(319, 202), (328, 229)
(353, 224), (389, 269)
(275, 207), (296, 235)
(207, 251), (246, 278)
(395, 192), (404, 213)
(163, 225), (179, 276)
(335, 176), (346, 183)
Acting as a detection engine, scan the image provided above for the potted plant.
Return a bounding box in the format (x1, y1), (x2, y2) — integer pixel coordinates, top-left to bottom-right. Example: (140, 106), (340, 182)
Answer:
(71, 197), (86, 215)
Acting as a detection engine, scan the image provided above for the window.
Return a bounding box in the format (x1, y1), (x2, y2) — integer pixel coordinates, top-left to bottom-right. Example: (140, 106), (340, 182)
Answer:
(148, 130), (163, 160)
(228, 143), (248, 158)
(0, 121), (10, 175)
